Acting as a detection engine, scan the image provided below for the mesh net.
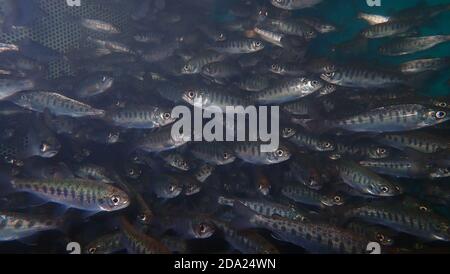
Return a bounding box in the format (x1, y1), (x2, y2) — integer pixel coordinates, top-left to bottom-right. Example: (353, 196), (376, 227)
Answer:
(0, 0), (133, 79)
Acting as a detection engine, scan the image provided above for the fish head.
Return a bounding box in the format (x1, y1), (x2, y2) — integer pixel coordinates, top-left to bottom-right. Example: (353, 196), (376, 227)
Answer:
(250, 39), (265, 52)
(106, 130), (121, 144)
(190, 217), (216, 239)
(304, 28), (318, 40)
(156, 107), (177, 127)
(306, 77), (324, 92)
(184, 180), (202, 196)
(124, 164), (142, 179)
(266, 144), (291, 164)
(369, 182), (403, 197)
(269, 62), (284, 74)
(181, 63), (197, 74)
(429, 167), (450, 178)
(318, 83), (337, 96)
(373, 229), (395, 246)
(217, 148), (237, 165)
(37, 137), (61, 158)
(280, 126), (296, 138)
(316, 139), (335, 151)
(100, 186), (130, 212)
(320, 71), (339, 84)
(368, 146), (391, 159)
(182, 87), (202, 105)
(157, 176), (183, 199)
(97, 75), (114, 91)
(321, 193), (346, 207)
(425, 109), (449, 125)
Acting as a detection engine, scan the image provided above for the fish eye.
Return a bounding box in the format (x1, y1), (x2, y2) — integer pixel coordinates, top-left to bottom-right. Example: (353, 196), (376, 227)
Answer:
(323, 142), (332, 148)
(376, 233), (385, 242)
(110, 195), (120, 206)
(223, 152), (229, 159)
(88, 247), (96, 254)
(438, 102), (447, 108)
(199, 223), (208, 234)
(435, 111), (446, 119)
(307, 31), (314, 35)
(255, 41), (261, 47)
(334, 196), (341, 203)
(419, 206), (428, 212)
(275, 149), (284, 157)
(138, 214), (147, 222)
(187, 90), (195, 99)
(380, 186), (389, 193)
(40, 142), (49, 152)
(128, 169), (135, 176)
(312, 80), (319, 85)
(219, 33), (224, 39)
(163, 112), (171, 120)
(183, 65), (189, 71)
(325, 72), (333, 77)
(377, 148), (387, 155)
(271, 64), (277, 70)
(169, 184), (176, 192)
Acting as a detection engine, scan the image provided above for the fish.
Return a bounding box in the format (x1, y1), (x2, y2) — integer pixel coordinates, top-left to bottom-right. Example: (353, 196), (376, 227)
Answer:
(190, 143), (236, 166)
(210, 39), (265, 54)
(74, 75), (114, 98)
(233, 202), (368, 254)
(120, 217), (171, 254)
(84, 232), (124, 254)
(233, 142), (291, 165)
(134, 125), (189, 153)
(150, 175), (183, 199)
(8, 92), (106, 118)
(0, 78), (35, 100)
(212, 219), (280, 254)
(281, 184), (345, 208)
(270, 0), (323, 10)
(344, 202), (450, 241)
(253, 77), (323, 105)
(218, 196), (309, 222)
(2, 177), (130, 212)
(0, 211), (63, 242)
(399, 57), (450, 74)
(105, 105), (176, 129)
(321, 104), (449, 133)
(379, 35), (450, 56)
(336, 160), (403, 197)
(79, 18), (121, 35)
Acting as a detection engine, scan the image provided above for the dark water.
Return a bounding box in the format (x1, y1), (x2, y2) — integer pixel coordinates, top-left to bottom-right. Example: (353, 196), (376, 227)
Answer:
(0, 0), (449, 254)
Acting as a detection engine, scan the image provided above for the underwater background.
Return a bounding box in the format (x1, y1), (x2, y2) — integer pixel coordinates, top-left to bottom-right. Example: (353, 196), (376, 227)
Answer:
(0, 0), (449, 254)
